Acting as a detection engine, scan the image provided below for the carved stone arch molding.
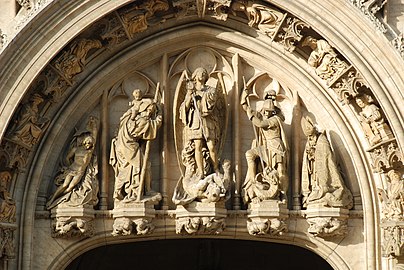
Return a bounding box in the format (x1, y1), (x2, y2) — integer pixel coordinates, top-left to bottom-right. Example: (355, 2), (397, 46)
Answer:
(0, 1), (403, 270)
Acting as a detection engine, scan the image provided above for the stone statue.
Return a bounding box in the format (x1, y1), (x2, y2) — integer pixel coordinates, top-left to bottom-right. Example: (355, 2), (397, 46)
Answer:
(301, 116), (353, 209)
(0, 172), (16, 223)
(378, 170), (404, 221)
(173, 67), (230, 205)
(46, 117), (99, 209)
(9, 93), (49, 148)
(231, 1), (281, 36)
(302, 36), (348, 82)
(355, 94), (392, 146)
(110, 87), (162, 203)
(240, 89), (288, 203)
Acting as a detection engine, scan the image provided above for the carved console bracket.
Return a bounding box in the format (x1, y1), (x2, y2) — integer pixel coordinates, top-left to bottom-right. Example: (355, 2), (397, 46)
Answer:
(112, 201), (158, 236)
(50, 205), (95, 238)
(246, 200), (288, 236)
(305, 206), (349, 238)
(175, 202), (227, 235)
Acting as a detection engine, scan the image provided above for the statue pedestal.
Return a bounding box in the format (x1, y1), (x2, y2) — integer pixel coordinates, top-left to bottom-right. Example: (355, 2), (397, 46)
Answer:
(50, 205), (95, 238)
(175, 201), (227, 234)
(112, 201), (157, 236)
(305, 205), (349, 238)
(246, 200), (289, 236)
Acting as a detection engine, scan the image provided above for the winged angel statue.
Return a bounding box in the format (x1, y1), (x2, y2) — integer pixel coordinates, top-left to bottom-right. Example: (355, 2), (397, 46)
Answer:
(172, 67), (230, 205)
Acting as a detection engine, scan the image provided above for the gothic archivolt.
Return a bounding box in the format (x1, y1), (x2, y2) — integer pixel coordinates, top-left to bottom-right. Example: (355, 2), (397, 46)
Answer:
(0, 0), (403, 269)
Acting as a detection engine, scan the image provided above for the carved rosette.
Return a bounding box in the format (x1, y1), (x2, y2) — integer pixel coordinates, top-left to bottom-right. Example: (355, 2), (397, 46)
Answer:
(246, 200), (288, 236)
(112, 201), (159, 236)
(175, 202), (227, 234)
(382, 223), (404, 258)
(305, 207), (349, 238)
(50, 205), (95, 238)
(274, 15), (310, 52)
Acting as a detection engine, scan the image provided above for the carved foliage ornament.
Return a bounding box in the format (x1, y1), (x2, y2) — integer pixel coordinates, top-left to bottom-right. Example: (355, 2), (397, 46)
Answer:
(382, 225), (404, 257)
(54, 39), (102, 80)
(173, 0), (231, 20)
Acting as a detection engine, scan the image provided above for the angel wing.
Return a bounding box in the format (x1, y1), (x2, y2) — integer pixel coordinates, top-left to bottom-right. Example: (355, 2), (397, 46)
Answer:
(211, 72), (229, 161)
(173, 70), (188, 176)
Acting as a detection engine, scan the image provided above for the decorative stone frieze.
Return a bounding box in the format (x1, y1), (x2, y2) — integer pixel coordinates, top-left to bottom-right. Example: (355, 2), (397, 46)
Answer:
(174, 0), (231, 20)
(302, 36), (350, 85)
(274, 15), (309, 52)
(378, 170), (404, 222)
(0, 29), (6, 49)
(348, 0), (387, 33)
(382, 222), (404, 258)
(369, 140), (403, 173)
(392, 33), (404, 59)
(53, 39), (102, 81)
(119, 0), (169, 38)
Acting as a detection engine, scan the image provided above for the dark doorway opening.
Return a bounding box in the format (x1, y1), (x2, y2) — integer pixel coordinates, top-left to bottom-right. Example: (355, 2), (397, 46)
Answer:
(66, 238), (333, 270)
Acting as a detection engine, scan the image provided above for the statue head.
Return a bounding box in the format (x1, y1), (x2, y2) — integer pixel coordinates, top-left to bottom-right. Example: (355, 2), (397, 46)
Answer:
(82, 135), (95, 150)
(0, 171), (12, 189)
(302, 36), (318, 49)
(132, 89), (143, 101)
(31, 93), (44, 105)
(191, 67), (209, 84)
(387, 170), (401, 182)
(355, 94), (372, 108)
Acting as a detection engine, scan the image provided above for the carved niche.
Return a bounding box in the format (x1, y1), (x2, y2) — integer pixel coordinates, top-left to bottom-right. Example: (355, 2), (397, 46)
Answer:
(301, 116), (353, 238)
(173, 0), (232, 20)
(110, 74), (163, 236)
(230, 1), (309, 52)
(172, 47), (232, 234)
(302, 36), (350, 85)
(47, 117), (99, 238)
